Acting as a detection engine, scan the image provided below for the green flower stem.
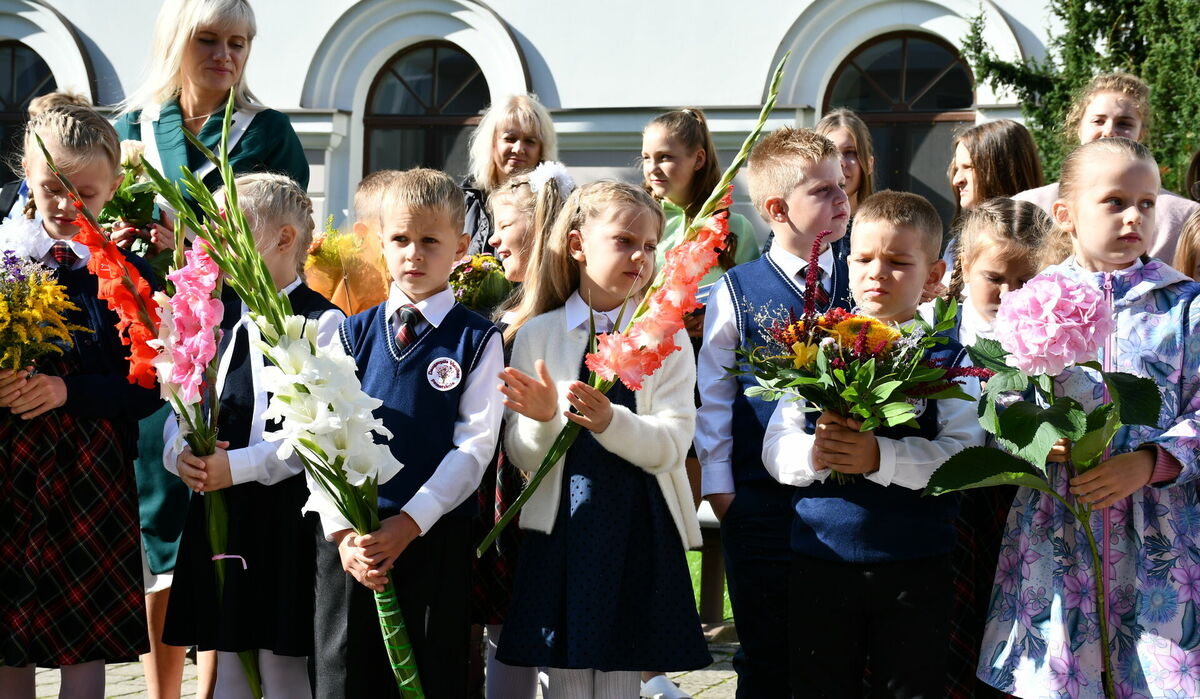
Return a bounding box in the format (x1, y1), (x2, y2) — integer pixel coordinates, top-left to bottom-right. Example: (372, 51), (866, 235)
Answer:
(1045, 489), (1116, 699)
(375, 582), (424, 696)
(477, 421), (583, 557)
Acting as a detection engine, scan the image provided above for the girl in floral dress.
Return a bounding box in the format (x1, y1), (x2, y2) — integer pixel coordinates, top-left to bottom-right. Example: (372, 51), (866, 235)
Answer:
(977, 137), (1200, 697)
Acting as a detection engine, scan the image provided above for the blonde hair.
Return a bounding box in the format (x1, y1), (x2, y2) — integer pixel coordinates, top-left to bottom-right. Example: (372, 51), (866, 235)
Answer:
(118, 0), (260, 116)
(1065, 72), (1151, 144)
(467, 94), (557, 193)
(814, 107), (875, 201)
(746, 126), (839, 221)
(487, 173), (570, 328)
(946, 198), (1055, 300)
(855, 190), (944, 262)
(353, 169), (402, 230)
(28, 91), (91, 118)
(223, 173), (315, 276)
(504, 181), (663, 343)
(1173, 209), (1200, 280)
(380, 168), (467, 233)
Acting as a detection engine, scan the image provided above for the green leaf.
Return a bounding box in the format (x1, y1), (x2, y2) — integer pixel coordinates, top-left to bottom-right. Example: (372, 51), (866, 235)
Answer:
(924, 446), (1054, 496)
(997, 402), (1045, 448)
(859, 416), (881, 431)
(997, 401), (1070, 467)
(1073, 403), (1122, 469)
(866, 379), (904, 403)
(1041, 398), (1088, 441)
(1103, 371), (1163, 428)
(881, 400), (916, 418)
(923, 385), (975, 402)
(985, 369), (1029, 396)
(967, 337), (1010, 373)
(882, 410), (917, 427)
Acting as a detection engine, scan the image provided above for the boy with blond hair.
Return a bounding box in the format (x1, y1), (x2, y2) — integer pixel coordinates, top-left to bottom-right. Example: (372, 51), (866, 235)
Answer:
(763, 191), (985, 696)
(695, 127), (851, 697)
(310, 168), (504, 699)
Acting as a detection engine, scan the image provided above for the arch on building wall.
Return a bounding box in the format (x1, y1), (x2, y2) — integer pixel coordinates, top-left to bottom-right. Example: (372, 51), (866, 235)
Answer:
(0, 0), (96, 102)
(767, 0), (1022, 114)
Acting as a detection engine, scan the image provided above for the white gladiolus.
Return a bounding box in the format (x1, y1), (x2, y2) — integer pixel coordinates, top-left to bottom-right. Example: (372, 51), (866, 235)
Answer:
(119, 139), (146, 171)
(257, 317), (402, 485)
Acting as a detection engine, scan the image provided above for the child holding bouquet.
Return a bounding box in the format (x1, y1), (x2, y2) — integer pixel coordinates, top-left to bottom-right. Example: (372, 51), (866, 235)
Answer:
(761, 190), (986, 697)
(162, 173), (342, 697)
(977, 138), (1200, 698)
(496, 181), (710, 698)
(312, 168), (504, 699)
(694, 126), (850, 697)
(0, 105), (162, 697)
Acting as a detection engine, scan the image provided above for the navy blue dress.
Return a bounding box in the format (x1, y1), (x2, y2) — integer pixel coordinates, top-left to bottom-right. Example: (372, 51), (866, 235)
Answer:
(497, 362), (711, 671)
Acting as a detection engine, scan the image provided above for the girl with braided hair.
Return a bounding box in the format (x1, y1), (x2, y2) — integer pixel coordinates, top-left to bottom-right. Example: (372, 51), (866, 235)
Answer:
(161, 173), (343, 698)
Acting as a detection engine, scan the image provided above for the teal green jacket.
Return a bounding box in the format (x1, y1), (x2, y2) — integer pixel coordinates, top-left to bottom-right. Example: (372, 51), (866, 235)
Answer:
(114, 100), (309, 200)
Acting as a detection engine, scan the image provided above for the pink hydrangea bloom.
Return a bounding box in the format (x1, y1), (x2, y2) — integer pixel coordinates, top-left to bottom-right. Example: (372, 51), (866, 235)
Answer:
(163, 247), (223, 403)
(993, 272), (1115, 376)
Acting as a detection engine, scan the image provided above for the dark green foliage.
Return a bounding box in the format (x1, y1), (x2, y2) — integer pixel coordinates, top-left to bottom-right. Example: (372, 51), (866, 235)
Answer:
(962, 0), (1200, 192)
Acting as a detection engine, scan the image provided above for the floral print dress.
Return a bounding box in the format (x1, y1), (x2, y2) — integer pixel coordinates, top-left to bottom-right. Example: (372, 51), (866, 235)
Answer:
(978, 257), (1200, 698)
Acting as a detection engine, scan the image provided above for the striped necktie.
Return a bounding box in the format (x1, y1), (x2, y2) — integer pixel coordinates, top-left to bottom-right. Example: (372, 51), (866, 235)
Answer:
(396, 304), (422, 348)
(804, 265), (831, 308)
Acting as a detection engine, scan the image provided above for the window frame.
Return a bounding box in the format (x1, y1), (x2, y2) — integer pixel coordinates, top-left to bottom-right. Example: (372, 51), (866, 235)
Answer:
(362, 40), (487, 177)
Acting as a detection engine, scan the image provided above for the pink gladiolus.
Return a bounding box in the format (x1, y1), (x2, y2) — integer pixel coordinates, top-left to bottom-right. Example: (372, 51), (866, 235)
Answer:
(628, 313), (685, 354)
(663, 241), (719, 285)
(993, 271), (1115, 376)
(586, 332), (653, 390)
(163, 247), (223, 403)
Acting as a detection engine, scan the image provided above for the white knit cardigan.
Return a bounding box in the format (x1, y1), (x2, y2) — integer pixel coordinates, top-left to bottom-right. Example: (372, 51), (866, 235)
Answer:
(504, 306), (703, 550)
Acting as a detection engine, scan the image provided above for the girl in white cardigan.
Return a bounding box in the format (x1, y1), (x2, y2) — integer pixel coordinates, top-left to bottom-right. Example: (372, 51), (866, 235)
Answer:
(495, 181), (711, 699)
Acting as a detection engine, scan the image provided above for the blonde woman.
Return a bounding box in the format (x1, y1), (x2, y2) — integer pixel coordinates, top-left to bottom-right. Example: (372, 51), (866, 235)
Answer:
(113, 2), (306, 697)
(464, 93), (558, 254)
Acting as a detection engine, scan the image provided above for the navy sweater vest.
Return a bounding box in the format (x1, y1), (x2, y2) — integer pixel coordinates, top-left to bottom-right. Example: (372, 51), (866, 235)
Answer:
(724, 250), (853, 486)
(340, 302), (497, 518)
(791, 339), (967, 563)
(216, 285), (336, 450)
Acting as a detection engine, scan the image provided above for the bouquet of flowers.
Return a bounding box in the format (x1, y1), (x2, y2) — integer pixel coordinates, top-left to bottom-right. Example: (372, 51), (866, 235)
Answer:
(304, 216), (389, 315)
(143, 93), (423, 697)
(98, 140), (158, 230)
(448, 253), (513, 313)
(0, 249), (87, 370)
(477, 53), (790, 555)
(731, 232), (987, 482)
(924, 271), (1162, 699)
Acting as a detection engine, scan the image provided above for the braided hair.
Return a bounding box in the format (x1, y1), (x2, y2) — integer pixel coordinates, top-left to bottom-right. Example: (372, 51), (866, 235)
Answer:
(19, 104), (121, 219)
(226, 172), (316, 276)
(945, 197), (1054, 302)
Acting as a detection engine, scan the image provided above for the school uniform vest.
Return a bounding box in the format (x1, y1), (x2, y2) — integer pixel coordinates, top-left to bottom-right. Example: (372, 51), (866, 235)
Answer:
(791, 339), (967, 564)
(340, 302), (498, 518)
(216, 284), (335, 450)
(724, 251), (853, 486)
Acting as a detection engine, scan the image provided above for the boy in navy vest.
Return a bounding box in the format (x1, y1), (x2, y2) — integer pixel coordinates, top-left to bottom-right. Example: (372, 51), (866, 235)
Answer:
(310, 168), (504, 699)
(695, 127), (851, 697)
(762, 191), (985, 697)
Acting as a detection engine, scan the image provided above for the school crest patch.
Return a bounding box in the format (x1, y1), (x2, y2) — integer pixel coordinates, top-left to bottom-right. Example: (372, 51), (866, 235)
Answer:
(427, 357), (463, 391)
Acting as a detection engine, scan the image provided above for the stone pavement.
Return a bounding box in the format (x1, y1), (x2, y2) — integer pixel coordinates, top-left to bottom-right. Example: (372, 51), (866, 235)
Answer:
(35, 643), (737, 698)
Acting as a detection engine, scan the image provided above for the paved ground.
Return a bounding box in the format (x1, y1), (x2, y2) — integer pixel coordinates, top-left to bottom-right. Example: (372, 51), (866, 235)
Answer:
(34, 643), (737, 698)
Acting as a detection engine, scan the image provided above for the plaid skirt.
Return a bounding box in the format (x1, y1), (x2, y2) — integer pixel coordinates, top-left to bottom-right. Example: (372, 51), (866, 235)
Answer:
(0, 407), (148, 666)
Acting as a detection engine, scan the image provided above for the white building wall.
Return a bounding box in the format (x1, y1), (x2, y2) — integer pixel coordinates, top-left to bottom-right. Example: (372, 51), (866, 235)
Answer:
(8, 0), (1056, 233)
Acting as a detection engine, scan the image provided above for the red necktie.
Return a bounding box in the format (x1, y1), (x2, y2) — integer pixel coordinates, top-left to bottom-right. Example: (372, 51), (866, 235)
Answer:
(50, 241), (79, 269)
(806, 266), (831, 308)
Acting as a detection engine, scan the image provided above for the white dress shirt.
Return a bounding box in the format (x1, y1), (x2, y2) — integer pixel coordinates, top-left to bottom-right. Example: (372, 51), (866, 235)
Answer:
(163, 276), (346, 486)
(761, 319), (985, 490)
(315, 282), (504, 537)
(564, 291), (625, 333)
(694, 243), (834, 497)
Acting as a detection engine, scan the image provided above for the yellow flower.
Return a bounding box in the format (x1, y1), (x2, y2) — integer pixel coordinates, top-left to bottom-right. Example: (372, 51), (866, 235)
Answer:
(791, 341), (819, 369)
(826, 316), (900, 353)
